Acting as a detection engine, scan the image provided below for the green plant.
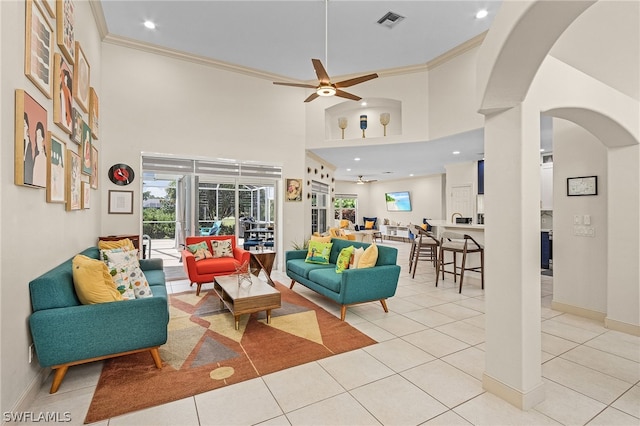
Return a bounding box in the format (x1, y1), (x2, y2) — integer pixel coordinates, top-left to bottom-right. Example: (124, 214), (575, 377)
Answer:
(290, 239), (309, 250)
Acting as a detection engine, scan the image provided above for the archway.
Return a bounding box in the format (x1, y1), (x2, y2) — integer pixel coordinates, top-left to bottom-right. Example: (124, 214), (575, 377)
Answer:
(476, 0), (639, 410)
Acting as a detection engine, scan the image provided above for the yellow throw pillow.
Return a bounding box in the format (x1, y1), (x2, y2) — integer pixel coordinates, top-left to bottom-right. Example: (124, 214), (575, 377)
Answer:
(310, 235), (332, 244)
(420, 223), (428, 231)
(358, 244), (378, 269)
(72, 255), (123, 304)
(336, 246), (354, 273)
(364, 220), (375, 230)
(340, 220), (350, 229)
(98, 238), (136, 251)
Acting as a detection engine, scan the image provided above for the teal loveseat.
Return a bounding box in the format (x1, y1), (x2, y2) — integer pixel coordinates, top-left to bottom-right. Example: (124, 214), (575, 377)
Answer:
(286, 239), (400, 320)
(28, 247), (169, 393)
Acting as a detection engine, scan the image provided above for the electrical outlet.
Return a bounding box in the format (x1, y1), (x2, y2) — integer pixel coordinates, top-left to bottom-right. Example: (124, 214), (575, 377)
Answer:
(28, 344), (34, 363)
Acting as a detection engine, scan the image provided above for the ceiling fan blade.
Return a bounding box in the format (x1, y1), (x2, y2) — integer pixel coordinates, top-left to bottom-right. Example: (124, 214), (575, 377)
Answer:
(304, 92), (320, 103)
(311, 59), (331, 84)
(335, 89), (361, 101)
(335, 73), (378, 88)
(273, 82), (317, 89)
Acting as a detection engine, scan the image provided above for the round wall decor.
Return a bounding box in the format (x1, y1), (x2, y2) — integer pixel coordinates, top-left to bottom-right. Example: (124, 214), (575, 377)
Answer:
(108, 163), (135, 186)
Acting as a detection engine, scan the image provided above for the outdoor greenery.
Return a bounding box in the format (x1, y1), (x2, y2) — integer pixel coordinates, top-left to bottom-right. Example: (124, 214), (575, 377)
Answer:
(142, 184), (176, 239)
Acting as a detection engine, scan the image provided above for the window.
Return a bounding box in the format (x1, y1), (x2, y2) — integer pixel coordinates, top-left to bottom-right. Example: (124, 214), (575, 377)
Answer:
(334, 195), (358, 224)
(311, 181), (329, 234)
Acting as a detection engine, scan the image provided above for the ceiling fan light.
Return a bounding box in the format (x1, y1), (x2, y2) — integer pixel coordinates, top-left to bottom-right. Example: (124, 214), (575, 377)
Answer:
(356, 180), (364, 185)
(317, 85), (336, 97)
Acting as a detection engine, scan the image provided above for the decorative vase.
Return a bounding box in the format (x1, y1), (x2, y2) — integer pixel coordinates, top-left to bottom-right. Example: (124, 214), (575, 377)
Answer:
(380, 113), (390, 136)
(360, 115), (367, 138)
(338, 117), (348, 139)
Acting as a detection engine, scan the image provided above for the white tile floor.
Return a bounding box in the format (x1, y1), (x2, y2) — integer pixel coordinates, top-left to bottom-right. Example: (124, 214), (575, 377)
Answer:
(21, 240), (639, 425)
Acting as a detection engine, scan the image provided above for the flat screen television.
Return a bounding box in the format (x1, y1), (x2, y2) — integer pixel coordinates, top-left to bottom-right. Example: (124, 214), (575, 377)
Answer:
(385, 191), (412, 212)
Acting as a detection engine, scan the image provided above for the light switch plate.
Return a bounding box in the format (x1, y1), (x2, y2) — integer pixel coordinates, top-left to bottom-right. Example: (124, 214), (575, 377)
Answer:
(574, 215), (581, 225)
(583, 215), (591, 225)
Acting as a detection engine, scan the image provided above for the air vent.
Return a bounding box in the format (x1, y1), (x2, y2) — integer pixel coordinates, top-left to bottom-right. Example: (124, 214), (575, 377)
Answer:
(377, 11), (405, 28)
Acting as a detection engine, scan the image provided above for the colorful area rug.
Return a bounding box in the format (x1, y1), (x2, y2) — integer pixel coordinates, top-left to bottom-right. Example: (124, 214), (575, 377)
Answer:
(84, 282), (376, 424)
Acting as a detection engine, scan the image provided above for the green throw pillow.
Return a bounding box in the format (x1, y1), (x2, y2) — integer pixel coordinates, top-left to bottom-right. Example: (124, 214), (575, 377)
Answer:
(187, 241), (213, 261)
(305, 240), (333, 265)
(336, 245), (355, 273)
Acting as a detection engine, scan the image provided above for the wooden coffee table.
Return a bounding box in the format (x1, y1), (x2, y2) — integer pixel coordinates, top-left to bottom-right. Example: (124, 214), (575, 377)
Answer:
(249, 250), (276, 286)
(213, 274), (281, 330)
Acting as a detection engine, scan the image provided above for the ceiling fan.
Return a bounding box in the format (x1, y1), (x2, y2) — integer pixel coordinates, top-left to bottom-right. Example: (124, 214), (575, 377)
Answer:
(273, 59), (378, 103)
(272, 0), (378, 102)
(356, 175), (377, 185)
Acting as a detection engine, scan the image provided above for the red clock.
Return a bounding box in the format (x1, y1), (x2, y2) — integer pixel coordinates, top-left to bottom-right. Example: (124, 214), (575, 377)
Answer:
(108, 164), (135, 186)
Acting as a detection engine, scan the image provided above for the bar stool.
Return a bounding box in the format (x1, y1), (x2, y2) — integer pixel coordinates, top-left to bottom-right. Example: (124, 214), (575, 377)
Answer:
(436, 231), (484, 293)
(408, 225), (439, 278)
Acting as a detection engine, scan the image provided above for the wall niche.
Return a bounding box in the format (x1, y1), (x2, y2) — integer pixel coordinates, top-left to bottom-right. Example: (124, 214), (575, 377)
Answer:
(325, 98), (402, 141)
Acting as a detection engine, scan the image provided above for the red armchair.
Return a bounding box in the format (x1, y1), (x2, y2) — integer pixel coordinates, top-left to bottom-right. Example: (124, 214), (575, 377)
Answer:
(181, 236), (250, 295)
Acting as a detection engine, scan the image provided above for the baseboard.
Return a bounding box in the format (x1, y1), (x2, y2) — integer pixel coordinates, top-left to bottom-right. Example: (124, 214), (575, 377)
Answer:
(551, 300), (606, 322)
(7, 367), (50, 421)
(605, 317), (640, 336)
(482, 373), (545, 410)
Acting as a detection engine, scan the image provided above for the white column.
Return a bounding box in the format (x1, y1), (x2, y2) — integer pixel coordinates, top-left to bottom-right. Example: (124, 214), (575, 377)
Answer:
(607, 145), (640, 334)
(482, 103), (545, 409)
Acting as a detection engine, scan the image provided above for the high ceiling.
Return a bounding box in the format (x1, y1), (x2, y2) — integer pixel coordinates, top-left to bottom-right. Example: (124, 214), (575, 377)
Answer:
(99, 1), (565, 181)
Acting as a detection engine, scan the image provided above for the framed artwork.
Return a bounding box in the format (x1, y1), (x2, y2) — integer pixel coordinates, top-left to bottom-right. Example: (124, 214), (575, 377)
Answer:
(46, 132), (66, 203)
(285, 178), (303, 202)
(108, 190), (134, 214)
(70, 107), (82, 144)
(15, 89), (48, 188)
(56, 0), (74, 64)
(81, 181), (90, 209)
(65, 149), (81, 211)
(89, 87), (99, 139)
(40, 0), (56, 18)
(80, 121), (92, 175)
(567, 176), (598, 196)
(53, 53), (73, 134)
(90, 145), (99, 189)
(25, 0), (53, 99)
(73, 41), (90, 112)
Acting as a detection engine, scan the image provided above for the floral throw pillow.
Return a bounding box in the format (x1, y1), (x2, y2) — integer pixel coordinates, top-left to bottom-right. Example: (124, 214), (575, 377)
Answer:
(211, 239), (234, 258)
(187, 241), (213, 261)
(102, 249), (152, 299)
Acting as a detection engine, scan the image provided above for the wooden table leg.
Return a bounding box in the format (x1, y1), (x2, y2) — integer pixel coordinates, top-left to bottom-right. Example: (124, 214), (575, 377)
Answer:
(266, 309), (272, 324)
(235, 316), (240, 330)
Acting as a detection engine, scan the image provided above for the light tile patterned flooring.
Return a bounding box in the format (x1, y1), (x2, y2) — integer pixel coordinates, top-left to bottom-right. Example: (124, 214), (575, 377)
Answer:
(21, 240), (639, 425)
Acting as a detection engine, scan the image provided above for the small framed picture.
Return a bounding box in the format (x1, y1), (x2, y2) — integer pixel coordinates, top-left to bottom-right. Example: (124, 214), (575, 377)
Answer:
(46, 132), (66, 203)
(81, 181), (90, 209)
(25, 0), (53, 98)
(89, 87), (99, 139)
(71, 108), (83, 144)
(90, 145), (99, 189)
(73, 41), (90, 112)
(65, 149), (81, 211)
(285, 178), (302, 202)
(80, 121), (92, 175)
(567, 176), (598, 196)
(109, 190), (134, 214)
(53, 53), (73, 134)
(56, 0), (75, 64)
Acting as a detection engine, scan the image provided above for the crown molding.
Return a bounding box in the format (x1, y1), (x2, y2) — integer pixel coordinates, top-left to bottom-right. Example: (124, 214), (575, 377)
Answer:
(89, 0), (109, 40)
(102, 30), (487, 83)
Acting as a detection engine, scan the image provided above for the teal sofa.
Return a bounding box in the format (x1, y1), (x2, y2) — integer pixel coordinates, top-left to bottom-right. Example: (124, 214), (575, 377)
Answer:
(28, 247), (169, 393)
(286, 239), (400, 320)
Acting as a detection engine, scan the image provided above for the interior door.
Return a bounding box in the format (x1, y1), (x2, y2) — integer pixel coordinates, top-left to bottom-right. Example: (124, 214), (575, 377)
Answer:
(450, 184), (474, 219)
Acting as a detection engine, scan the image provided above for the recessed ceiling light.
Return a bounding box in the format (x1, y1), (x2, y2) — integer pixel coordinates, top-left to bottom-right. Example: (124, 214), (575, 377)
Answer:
(453, 151), (460, 155)
(143, 20), (156, 29)
(354, 157), (361, 161)
(360, 102), (367, 107)
(346, 168), (351, 172)
(540, 148), (545, 152)
(476, 9), (488, 19)
(409, 173), (414, 177)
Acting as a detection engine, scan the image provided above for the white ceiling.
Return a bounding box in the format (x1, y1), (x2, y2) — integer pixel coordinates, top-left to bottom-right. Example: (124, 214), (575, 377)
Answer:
(98, 1), (636, 182)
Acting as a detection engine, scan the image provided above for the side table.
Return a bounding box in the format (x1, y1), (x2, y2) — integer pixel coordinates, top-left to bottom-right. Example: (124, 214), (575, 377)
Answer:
(249, 250), (276, 286)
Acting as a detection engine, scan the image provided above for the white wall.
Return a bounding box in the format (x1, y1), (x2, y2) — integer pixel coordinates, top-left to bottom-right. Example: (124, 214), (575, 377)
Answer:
(100, 43), (307, 261)
(1, 0), (103, 412)
(335, 174), (445, 227)
(552, 118), (608, 314)
(429, 47), (485, 140)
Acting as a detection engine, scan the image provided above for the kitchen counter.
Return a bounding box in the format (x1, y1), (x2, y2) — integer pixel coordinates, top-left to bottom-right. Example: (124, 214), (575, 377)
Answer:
(428, 220), (484, 230)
